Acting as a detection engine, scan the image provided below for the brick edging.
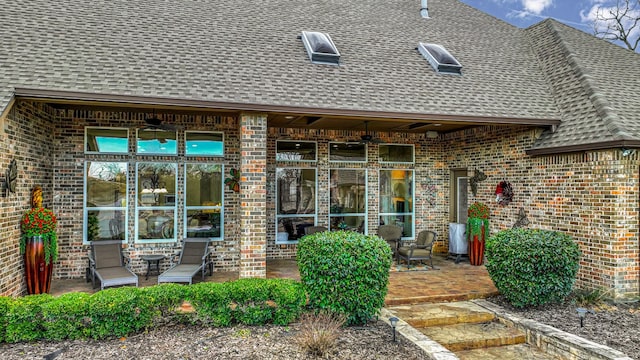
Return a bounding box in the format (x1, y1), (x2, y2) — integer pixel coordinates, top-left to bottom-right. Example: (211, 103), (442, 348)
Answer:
(471, 299), (634, 360)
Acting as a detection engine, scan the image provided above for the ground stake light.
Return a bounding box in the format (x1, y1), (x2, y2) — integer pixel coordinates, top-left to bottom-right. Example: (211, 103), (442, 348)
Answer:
(576, 307), (594, 327)
(389, 316), (399, 342)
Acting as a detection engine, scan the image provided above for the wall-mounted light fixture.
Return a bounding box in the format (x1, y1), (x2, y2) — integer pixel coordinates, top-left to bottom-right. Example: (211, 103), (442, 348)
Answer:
(4, 159), (17, 196)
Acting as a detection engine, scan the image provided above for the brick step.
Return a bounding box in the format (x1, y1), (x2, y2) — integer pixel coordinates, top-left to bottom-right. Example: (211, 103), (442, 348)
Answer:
(456, 343), (558, 360)
(418, 322), (526, 352)
(387, 301), (495, 328)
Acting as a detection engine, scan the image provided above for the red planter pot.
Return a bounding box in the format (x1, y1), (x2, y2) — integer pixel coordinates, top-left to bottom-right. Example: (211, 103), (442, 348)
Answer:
(467, 221), (486, 266)
(24, 236), (53, 294)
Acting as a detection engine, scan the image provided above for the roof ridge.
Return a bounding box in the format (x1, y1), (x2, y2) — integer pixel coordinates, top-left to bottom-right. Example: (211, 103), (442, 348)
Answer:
(545, 20), (635, 141)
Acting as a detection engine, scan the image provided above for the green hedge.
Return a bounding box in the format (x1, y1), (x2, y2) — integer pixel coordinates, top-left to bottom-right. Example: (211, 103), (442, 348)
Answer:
(485, 228), (581, 308)
(297, 230), (392, 325)
(0, 278), (307, 343)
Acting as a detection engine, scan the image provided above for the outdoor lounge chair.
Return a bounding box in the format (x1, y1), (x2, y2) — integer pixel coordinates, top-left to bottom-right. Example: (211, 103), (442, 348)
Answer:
(158, 238), (213, 285)
(88, 240), (138, 290)
(377, 224), (403, 260)
(397, 230), (437, 269)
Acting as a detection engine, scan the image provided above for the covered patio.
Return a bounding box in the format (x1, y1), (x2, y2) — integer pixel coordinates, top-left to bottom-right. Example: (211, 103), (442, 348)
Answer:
(50, 255), (498, 306)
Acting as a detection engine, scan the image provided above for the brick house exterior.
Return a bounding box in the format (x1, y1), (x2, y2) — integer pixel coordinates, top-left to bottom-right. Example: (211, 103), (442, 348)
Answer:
(0, 0), (638, 298)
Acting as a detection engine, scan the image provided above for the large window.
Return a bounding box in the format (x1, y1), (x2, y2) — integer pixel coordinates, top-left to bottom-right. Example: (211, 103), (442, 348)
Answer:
(276, 141), (317, 162)
(379, 169), (414, 238)
(185, 131), (224, 156)
(276, 168), (317, 243)
(185, 164), (223, 240)
(379, 144), (414, 163)
(136, 163), (177, 242)
(329, 169), (367, 233)
(84, 162), (128, 243)
(137, 129), (177, 155)
(329, 142), (367, 162)
(85, 127), (129, 154)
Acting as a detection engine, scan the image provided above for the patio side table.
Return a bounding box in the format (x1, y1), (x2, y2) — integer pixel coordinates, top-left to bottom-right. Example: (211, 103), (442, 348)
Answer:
(142, 254), (166, 280)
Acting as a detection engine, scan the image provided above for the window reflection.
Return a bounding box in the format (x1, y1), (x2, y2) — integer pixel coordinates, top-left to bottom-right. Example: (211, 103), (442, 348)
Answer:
(185, 164), (223, 239)
(137, 163), (177, 241)
(379, 169), (414, 238)
(276, 168), (317, 242)
(84, 162), (127, 242)
(329, 169), (366, 232)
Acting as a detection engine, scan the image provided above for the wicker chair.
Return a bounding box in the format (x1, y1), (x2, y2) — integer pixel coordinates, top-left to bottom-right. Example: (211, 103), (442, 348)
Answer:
(397, 230), (437, 269)
(88, 240), (138, 290)
(377, 225), (403, 260)
(158, 238), (212, 285)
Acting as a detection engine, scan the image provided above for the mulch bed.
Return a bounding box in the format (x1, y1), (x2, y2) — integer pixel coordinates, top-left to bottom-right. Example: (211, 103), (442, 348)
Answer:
(488, 295), (640, 359)
(0, 320), (429, 360)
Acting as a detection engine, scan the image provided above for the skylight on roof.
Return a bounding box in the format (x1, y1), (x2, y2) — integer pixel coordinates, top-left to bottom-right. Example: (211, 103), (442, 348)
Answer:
(301, 31), (340, 65)
(418, 43), (462, 75)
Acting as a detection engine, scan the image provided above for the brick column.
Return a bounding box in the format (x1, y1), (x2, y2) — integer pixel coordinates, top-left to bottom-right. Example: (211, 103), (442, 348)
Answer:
(239, 112), (268, 278)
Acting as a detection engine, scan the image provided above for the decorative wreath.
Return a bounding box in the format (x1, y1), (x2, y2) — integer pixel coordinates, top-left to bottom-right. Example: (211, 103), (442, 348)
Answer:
(495, 180), (513, 206)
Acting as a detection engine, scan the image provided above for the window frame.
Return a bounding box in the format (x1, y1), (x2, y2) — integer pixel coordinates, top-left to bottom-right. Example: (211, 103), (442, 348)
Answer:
(276, 140), (318, 162)
(135, 162), (178, 243)
(84, 127), (129, 154)
(83, 161), (128, 244)
(328, 142), (367, 163)
(378, 168), (415, 240)
(185, 131), (225, 157)
(184, 163), (224, 241)
(378, 144), (415, 164)
(136, 129), (178, 155)
(328, 168), (368, 233)
(275, 167), (318, 244)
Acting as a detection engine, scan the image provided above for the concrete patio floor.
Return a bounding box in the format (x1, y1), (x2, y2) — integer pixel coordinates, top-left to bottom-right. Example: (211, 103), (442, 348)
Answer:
(50, 255), (498, 305)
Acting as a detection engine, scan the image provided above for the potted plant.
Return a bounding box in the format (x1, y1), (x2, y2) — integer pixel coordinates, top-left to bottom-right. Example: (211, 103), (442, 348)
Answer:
(20, 186), (58, 294)
(467, 202), (489, 266)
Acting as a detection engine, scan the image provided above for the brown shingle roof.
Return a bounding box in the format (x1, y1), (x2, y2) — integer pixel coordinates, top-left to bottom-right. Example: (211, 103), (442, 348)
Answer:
(0, 0), (560, 123)
(526, 19), (640, 153)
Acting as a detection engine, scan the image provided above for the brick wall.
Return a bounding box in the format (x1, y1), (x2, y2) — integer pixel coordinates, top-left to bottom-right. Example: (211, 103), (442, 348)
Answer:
(442, 126), (639, 298)
(1, 101), (637, 297)
(0, 101), (55, 296)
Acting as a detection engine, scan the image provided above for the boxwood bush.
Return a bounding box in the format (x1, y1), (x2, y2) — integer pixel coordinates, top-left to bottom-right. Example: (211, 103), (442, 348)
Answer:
(297, 230), (392, 325)
(0, 277), (307, 343)
(485, 228), (581, 308)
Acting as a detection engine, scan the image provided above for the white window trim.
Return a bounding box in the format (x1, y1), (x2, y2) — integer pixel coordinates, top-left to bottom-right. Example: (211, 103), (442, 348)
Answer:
(183, 163), (224, 241)
(136, 129), (178, 156)
(328, 168), (368, 234)
(275, 167), (318, 244)
(378, 143), (415, 164)
(135, 162), (178, 243)
(185, 131), (225, 157)
(83, 161), (128, 244)
(276, 140), (318, 162)
(84, 126), (129, 154)
(328, 142), (368, 163)
(378, 168), (415, 240)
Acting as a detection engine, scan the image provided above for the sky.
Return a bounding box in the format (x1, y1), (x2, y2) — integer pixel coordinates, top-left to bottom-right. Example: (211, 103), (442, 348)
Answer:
(459, 0), (608, 32)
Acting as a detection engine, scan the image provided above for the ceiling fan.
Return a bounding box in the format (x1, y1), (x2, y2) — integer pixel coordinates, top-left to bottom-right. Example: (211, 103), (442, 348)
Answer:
(357, 121), (383, 144)
(140, 110), (180, 131)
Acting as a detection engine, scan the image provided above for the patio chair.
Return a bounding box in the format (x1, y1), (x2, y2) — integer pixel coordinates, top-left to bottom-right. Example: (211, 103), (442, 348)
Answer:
(88, 240), (138, 290)
(304, 226), (328, 235)
(397, 230), (438, 269)
(377, 225), (403, 260)
(158, 238), (213, 285)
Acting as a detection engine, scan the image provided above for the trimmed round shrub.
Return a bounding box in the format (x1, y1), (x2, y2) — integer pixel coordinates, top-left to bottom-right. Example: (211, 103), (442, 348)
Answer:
(486, 228), (581, 308)
(297, 230), (392, 325)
